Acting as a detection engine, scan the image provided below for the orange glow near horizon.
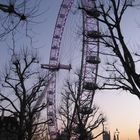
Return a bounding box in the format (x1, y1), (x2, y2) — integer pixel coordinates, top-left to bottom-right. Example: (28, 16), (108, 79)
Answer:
(95, 90), (140, 140)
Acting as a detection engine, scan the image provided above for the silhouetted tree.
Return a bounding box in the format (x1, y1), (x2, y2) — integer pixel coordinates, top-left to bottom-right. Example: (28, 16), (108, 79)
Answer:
(0, 0), (42, 39)
(58, 79), (105, 140)
(32, 122), (49, 140)
(0, 48), (48, 140)
(80, 0), (140, 99)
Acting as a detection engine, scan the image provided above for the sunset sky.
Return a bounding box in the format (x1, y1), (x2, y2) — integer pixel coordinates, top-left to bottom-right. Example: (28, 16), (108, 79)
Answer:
(0, 0), (140, 140)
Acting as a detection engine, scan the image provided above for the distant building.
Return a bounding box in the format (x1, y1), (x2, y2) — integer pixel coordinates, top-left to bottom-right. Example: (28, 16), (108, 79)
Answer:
(0, 116), (19, 140)
(113, 129), (120, 140)
(103, 131), (111, 140)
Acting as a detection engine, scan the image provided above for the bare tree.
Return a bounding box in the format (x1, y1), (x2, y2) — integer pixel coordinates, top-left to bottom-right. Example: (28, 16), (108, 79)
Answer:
(58, 79), (105, 140)
(32, 121), (49, 140)
(0, 0), (42, 39)
(0, 47), (48, 140)
(80, 0), (140, 99)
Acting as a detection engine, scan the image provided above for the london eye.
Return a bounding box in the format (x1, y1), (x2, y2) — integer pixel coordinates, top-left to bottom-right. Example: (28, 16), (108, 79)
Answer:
(36, 0), (101, 139)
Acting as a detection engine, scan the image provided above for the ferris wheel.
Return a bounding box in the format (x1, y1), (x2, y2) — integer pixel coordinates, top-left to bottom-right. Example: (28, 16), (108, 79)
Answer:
(39, 0), (101, 139)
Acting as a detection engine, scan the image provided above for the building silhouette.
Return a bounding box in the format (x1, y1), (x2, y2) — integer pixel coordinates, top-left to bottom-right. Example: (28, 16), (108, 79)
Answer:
(138, 124), (140, 140)
(113, 129), (120, 140)
(103, 131), (111, 140)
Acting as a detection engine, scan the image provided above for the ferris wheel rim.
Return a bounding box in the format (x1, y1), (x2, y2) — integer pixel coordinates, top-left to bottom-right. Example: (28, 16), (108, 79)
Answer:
(44, 0), (101, 139)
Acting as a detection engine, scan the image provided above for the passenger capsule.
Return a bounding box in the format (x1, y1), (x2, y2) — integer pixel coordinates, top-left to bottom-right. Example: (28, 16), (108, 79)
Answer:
(86, 55), (100, 64)
(80, 106), (93, 115)
(86, 8), (100, 18)
(83, 82), (98, 90)
(87, 31), (102, 39)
